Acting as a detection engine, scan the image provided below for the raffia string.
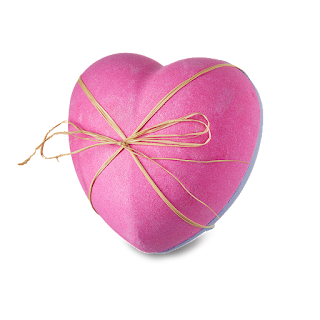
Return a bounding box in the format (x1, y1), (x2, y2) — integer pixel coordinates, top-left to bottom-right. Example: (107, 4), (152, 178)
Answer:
(18, 63), (249, 229)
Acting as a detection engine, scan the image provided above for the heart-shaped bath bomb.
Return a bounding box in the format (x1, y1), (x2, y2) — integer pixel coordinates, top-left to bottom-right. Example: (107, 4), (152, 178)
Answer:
(68, 53), (262, 253)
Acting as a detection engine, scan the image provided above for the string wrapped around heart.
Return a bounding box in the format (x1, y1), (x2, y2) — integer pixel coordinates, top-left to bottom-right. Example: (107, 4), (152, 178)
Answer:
(18, 63), (249, 229)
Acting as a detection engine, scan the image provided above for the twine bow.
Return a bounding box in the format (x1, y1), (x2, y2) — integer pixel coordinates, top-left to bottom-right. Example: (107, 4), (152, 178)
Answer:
(18, 63), (249, 229)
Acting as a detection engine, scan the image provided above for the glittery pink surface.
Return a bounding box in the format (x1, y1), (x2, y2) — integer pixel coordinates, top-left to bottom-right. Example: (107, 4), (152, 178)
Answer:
(68, 53), (261, 253)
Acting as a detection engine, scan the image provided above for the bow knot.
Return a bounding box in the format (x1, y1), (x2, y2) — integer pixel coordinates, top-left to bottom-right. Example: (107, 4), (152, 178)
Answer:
(118, 140), (129, 148)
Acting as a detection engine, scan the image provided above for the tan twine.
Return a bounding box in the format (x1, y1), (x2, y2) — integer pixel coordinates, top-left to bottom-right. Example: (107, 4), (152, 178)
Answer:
(18, 63), (249, 229)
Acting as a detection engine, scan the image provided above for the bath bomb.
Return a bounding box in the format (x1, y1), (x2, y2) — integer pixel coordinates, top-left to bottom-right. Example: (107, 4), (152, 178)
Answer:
(68, 53), (262, 253)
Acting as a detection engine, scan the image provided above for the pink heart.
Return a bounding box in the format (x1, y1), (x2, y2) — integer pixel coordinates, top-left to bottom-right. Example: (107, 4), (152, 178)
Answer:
(68, 53), (262, 253)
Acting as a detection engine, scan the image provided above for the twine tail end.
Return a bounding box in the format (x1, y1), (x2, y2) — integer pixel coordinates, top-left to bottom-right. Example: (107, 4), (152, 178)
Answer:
(17, 158), (31, 166)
